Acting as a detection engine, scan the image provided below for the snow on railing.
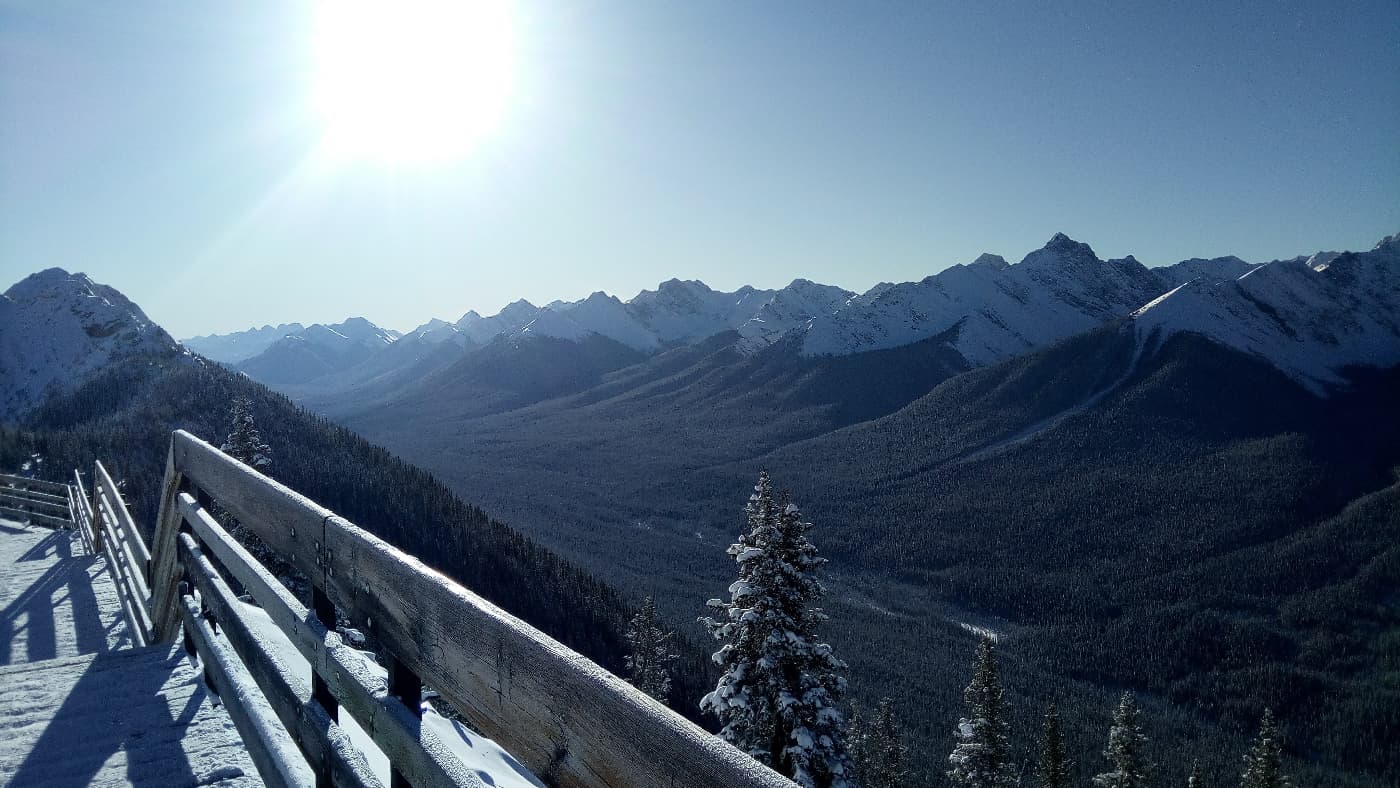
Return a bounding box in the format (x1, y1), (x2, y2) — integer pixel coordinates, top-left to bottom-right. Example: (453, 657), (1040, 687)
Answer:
(141, 429), (794, 788)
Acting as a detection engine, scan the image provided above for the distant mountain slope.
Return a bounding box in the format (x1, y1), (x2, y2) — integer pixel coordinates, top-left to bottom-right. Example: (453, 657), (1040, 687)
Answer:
(0, 268), (181, 420)
(236, 317), (399, 385)
(182, 322), (306, 363)
(1132, 233), (1400, 393)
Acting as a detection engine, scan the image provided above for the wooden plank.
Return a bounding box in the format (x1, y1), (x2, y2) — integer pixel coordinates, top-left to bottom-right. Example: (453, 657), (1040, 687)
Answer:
(170, 430), (327, 585)
(94, 501), (152, 648)
(178, 532), (381, 788)
(179, 592), (309, 788)
(96, 483), (154, 605)
(92, 476), (154, 645)
(94, 461), (152, 568)
(0, 491), (72, 516)
(0, 504), (71, 529)
(149, 447), (186, 641)
(0, 487), (72, 511)
(0, 473), (69, 494)
(178, 493), (482, 788)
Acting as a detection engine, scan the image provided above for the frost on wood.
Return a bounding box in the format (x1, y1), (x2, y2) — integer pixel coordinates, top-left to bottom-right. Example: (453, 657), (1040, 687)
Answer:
(700, 471), (853, 788)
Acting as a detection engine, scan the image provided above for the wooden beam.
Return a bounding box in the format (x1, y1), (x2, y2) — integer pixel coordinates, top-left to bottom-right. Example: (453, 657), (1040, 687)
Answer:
(0, 473), (69, 494)
(179, 591), (309, 788)
(0, 505), (71, 529)
(178, 493), (483, 788)
(93, 461), (152, 567)
(149, 447), (186, 642)
(178, 533), (381, 788)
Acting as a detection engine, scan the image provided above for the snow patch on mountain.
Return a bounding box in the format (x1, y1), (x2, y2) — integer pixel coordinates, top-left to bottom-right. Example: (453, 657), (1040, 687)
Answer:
(1131, 233), (1400, 394)
(0, 268), (181, 419)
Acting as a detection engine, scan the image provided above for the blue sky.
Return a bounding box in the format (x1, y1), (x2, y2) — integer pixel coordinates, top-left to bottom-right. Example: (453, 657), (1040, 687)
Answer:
(2, 0), (1397, 337)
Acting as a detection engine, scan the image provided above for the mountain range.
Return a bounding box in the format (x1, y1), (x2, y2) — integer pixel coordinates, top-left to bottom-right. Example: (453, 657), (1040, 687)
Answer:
(185, 232), (1400, 406)
(3, 230), (1397, 786)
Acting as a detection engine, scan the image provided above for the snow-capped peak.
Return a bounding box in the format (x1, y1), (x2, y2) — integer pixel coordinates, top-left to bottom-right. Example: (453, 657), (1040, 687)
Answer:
(801, 234), (1163, 363)
(1, 268), (180, 419)
(736, 279), (854, 353)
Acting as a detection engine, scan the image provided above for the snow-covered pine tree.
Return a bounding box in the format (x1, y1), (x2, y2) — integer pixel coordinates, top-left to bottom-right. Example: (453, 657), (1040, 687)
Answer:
(221, 396), (272, 472)
(856, 697), (909, 788)
(1187, 759), (1203, 788)
(1038, 701), (1072, 788)
(624, 595), (676, 703)
(700, 471), (853, 788)
(1239, 710), (1288, 788)
(1093, 692), (1151, 788)
(948, 636), (1016, 788)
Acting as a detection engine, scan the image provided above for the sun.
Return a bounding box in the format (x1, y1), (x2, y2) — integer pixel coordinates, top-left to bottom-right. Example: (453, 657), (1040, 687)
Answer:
(312, 0), (514, 164)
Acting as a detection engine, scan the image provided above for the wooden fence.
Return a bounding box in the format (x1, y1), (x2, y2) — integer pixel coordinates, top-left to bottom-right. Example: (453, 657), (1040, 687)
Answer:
(0, 473), (73, 529)
(134, 430), (795, 788)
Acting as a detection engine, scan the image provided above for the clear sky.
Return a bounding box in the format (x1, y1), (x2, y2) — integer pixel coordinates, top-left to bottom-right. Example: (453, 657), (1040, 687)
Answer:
(2, 0), (1397, 337)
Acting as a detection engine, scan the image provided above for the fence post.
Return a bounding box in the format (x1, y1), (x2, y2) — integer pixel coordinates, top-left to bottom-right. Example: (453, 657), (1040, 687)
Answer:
(388, 656), (423, 788)
(148, 442), (187, 642)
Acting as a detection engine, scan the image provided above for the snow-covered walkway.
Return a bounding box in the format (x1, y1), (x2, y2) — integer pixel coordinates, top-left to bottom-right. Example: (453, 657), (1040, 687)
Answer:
(0, 519), (261, 786)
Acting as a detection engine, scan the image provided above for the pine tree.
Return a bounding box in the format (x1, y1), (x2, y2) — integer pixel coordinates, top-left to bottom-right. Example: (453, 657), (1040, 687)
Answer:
(948, 636), (1016, 788)
(624, 596), (676, 703)
(1094, 692), (1151, 788)
(846, 707), (868, 780)
(1187, 759), (1203, 788)
(852, 697), (908, 788)
(1240, 710), (1288, 788)
(221, 396), (272, 472)
(1038, 701), (1072, 788)
(700, 472), (853, 788)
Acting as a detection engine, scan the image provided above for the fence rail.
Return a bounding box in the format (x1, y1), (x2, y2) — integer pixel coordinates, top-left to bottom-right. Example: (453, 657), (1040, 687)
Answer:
(135, 430), (792, 788)
(0, 473), (75, 528)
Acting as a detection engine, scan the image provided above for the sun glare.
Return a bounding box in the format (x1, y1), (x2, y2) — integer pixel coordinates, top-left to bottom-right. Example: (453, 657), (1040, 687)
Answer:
(313, 0), (514, 164)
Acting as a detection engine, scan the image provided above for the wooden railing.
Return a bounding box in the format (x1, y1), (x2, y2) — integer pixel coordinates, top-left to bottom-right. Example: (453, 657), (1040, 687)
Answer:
(139, 430), (794, 788)
(0, 473), (74, 529)
(72, 463), (155, 648)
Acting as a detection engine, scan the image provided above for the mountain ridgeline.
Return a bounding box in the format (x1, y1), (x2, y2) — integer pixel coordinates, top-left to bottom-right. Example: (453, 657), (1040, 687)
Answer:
(3, 230), (1397, 786)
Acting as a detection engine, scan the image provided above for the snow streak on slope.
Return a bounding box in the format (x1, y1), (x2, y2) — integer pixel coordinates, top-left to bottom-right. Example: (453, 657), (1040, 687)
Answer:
(1131, 234), (1400, 394)
(0, 269), (180, 419)
(800, 234), (1164, 363)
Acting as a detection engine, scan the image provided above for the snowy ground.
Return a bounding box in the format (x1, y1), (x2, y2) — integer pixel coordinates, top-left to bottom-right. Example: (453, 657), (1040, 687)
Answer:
(0, 519), (260, 786)
(0, 520), (131, 666)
